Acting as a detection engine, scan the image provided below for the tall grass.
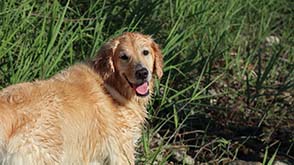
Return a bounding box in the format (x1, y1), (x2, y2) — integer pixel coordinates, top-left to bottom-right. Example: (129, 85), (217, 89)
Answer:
(1, 0), (293, 164)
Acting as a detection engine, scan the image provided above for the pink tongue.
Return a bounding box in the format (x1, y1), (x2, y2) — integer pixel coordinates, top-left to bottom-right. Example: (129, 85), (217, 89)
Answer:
(135, 82), (148, 95)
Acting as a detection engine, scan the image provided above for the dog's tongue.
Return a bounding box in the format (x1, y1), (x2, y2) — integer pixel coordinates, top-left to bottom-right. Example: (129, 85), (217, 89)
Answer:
(135, 82), (148, 95)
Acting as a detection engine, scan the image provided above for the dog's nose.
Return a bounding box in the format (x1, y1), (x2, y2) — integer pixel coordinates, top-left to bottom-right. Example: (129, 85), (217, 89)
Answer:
(135, 68), (148, 80)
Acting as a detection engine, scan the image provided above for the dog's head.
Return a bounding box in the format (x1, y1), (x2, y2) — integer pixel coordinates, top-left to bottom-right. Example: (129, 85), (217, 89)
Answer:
(93, 32), (163, 97)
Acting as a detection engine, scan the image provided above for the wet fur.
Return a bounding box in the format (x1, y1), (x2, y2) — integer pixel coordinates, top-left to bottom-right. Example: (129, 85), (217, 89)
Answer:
(0, 32), (163, 164)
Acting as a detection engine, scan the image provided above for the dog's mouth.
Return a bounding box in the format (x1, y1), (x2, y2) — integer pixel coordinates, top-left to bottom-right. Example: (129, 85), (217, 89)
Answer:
(124, 74), (149, 97)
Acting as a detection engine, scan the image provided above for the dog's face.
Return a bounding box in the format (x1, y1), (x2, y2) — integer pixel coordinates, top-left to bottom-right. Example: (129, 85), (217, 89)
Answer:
(94, 32), (163, 97)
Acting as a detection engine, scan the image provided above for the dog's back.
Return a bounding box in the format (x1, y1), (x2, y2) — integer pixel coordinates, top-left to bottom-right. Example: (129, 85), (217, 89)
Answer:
(0, 80), (63, 164)
(0, 83), (30, 163)
(0, 64), (129, 164)
(0, 99), (13, 160)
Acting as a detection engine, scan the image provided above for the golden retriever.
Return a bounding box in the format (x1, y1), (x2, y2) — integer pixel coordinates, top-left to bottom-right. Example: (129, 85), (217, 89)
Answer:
(0, 32), (163, 164)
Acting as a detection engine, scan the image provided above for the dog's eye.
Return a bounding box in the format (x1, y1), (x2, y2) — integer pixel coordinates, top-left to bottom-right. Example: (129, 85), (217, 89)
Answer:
(120, 53), (129, 61)
(142, 50), (149, 56)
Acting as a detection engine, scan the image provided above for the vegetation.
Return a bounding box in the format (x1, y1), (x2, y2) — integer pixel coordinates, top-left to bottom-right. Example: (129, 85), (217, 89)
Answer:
(0, 0), (293, 164)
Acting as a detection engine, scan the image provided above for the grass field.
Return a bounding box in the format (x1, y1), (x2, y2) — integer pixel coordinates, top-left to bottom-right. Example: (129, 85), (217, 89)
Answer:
(1, 0), (294, 164)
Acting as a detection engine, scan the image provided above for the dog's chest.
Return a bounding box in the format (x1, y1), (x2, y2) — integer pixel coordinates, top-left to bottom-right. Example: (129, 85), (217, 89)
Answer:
(118, 105), (146, 141)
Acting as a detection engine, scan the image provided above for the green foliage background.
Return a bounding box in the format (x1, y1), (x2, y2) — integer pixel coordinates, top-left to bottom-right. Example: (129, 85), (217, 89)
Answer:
(0, 0), (293, 164)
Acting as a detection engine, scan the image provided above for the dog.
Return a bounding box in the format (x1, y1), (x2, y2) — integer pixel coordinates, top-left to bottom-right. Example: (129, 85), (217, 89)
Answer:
(0, 32), (163, 164)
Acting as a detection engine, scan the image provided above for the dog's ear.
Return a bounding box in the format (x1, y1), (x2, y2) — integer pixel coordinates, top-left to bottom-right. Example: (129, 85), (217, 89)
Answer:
(151, 41), (163, 79)
(93, 40), (119, 80)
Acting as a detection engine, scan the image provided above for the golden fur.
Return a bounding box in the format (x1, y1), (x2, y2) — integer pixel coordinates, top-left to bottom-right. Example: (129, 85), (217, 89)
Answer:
(0, 32), (163, 164)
